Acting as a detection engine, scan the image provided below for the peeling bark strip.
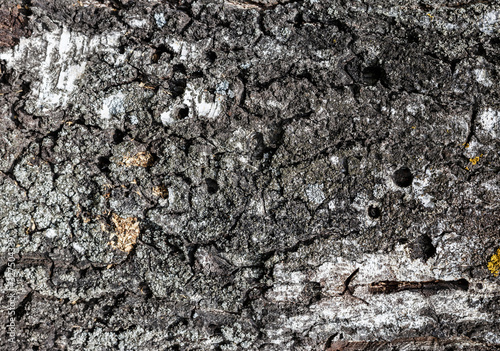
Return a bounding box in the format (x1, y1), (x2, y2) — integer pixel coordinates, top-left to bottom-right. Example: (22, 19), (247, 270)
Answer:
(0, 6), (30, 48)
(368, 279), (469, 294)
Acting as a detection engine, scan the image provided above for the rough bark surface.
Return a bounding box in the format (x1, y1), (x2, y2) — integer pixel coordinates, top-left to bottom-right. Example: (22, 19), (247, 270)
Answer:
(0, 0), (499, 350)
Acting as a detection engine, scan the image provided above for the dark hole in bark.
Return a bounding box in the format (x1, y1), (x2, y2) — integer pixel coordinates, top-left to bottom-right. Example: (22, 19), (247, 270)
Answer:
(178, 106), (189, 119)
(152, 45), (169, 63)
(173, 63), (186, 74)
(138, 282), (153, 298)
(207, 51), (217, 63)
(393, 167), (413, 187)
(113, 129), (127, 144)
(169, 79), (187, 98)
(368, 205), (381, 219)
(97, 156), (111, 172)
(490, 37), (500, 46)
(475, 43), (486, 57)
(408, 31), (419, 43)
(205, 178), (219, 194)
(294, 13), (304, 27)
(362, 66), (384, 85)
(249, 132), (265, 159)
(410, 234), (436, 262)
(190, 71), (204, 78)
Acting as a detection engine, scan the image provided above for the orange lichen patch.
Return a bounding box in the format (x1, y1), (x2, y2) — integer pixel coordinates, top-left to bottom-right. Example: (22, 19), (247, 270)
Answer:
(108, 213), (140, 253)
(488, 248), (500, 277)
(152, 185), (168, 198)
(122, 152), (154, 167)
(469, 154), (484, 166)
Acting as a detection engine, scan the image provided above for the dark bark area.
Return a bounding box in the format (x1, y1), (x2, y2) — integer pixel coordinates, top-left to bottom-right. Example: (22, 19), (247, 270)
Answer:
(0, 0), (499, 350)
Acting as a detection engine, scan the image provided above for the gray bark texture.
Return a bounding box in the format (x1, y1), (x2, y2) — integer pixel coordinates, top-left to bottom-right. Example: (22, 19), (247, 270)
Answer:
(0, 0), (499, 350)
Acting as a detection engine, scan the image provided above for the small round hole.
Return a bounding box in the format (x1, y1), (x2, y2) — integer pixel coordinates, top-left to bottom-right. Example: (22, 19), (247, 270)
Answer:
(178, 107), (189, 119)
(367, 205), (381, 219)
(97, 156), (111, 172)
(207, 51), (217, 63)
(362, 66), (384, 86)
(393, 167), (413, 187)
(410, 234), (436, 262)
(205, 178), (219, 194)
(113, 129), (126, 144)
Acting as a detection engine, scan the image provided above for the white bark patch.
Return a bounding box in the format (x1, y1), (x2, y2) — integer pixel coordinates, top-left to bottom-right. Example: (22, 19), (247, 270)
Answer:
(412, 170), (435, 208)
(160, 82), (223, 125)
(0, 26), (123, 114)
(72, 242), (85, 254)
(44, 228), (58, 239)
(270, 243), (498, 341)
(479, 11), (499, 34)
(306, 184), (325, 205)
(128, 19), (148, 28)
(160, 110), (175, 125)
(165, 37), (209, 62)
(154, 13), (166, 28)
(99, 92), (125, 120)
(196, 94), (223, 119)
(473, 68), (493, 87)
(478, 108), (499, 139)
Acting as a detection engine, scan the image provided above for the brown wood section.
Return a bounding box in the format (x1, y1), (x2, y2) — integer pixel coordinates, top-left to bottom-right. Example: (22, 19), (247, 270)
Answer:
(0, 6), (30, 48)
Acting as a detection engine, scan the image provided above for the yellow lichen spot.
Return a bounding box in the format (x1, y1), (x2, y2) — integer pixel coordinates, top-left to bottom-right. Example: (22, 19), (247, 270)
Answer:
(411, 126), (416, 129)
(108, 213), (140, 253)
(462, 142), (469, 148)
(469, 154), (483, 166)
(152, 185), (168, 198)
(122, 151), (154, 167)
(488, 248), (500, 277)
(470, 157), (479, 165)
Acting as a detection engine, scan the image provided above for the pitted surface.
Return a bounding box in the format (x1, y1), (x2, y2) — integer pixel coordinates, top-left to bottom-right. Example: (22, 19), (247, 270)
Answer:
(0, 0), (499, 350)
